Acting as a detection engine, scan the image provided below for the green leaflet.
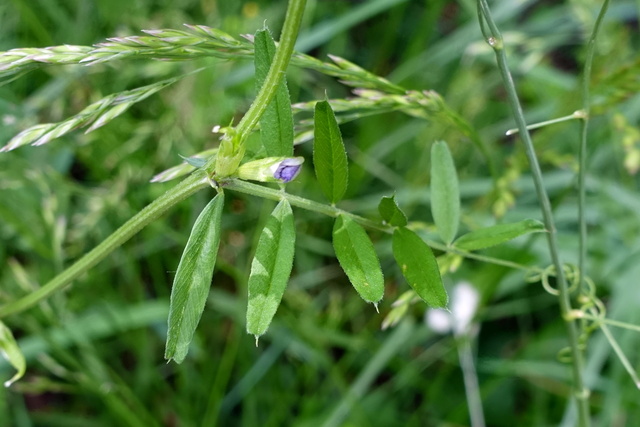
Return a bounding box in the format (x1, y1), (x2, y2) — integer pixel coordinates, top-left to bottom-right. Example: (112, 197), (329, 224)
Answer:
(392, 227), (447, 308)
(313, 100), (349, 204)
(332, 214), (384, 305)
(454, 219), (546, 251)
(165, 193), (224, 363)
(0, 320), (26, 387)
(378, 194), (407, 227)
(254, 28), (294, 157)
(246, 200), (296, 339)
(430, 141), (460, 245)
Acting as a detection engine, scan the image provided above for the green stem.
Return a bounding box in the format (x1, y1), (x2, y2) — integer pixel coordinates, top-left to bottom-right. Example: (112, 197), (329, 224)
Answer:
(505, 111), (585, 136)
(477, 1), (590, 425)
(578, 0), (610, 296)
(0, 0), (309, 318)
(209, 0), (307, 175)
(0, 172), (209, 318)
(579, 314), (640, 333)
(222, 179), (540, 273)
(457, 337), (486, 427)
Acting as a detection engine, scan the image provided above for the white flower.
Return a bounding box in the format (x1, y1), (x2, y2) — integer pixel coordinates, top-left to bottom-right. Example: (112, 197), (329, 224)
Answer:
(425, 281), (479, 336)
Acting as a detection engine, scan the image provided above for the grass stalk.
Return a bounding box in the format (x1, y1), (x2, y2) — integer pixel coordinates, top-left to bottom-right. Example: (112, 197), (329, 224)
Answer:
(476, 1), (590, 425)
(0, 0), (309, 318)
(577, 0), (611, 295)
(0, 172), (209, 318)
(457, 337), (486, 427)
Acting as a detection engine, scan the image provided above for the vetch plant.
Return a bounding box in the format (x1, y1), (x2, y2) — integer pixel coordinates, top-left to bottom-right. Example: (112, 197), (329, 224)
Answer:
(1, 0), (638, 425)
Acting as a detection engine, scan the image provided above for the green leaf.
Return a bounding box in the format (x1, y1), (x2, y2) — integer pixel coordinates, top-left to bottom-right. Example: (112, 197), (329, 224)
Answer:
(254, 28), (294, 157)
(430, 140), (460, 245)
(332, 215), (384, 305)
(165, 193), (224, 363)
(313, 100), (349, 204)
(378, 194), (407, 227)
(454, 219), (546, 251)
(246, 200), (296, 339)
(0, 320), (26, 387)
(392, 227), (447, 308)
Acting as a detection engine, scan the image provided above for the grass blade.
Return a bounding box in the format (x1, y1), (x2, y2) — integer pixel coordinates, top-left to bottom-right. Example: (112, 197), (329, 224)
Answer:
(0, 321), (26, 387)
(254, 28), (294, 157)
(454, 219), (546, 251)
(246, 200), (296, 340)
(165, 193), (225, 363)
(392, 227), (447, 308)
(332, 214), (384, 306)
(430, 140), (460, 245)
(313, 100), (349, 204)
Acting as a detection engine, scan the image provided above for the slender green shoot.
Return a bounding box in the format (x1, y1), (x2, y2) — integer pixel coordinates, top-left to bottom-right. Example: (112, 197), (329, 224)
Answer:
(477, 1), (591, 424)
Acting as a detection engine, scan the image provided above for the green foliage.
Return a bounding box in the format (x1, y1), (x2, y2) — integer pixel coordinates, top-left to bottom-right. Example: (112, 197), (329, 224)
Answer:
(313, 99), (349, 204)
(378, 194), (407, 227)
(246, 200), (296, 339)
(332, 214), (384, 305)
(1, 0), (639, 425)
(392, 227), (447, 308)
(430, 140), (460, 245)
(0, 320), (25, 387)
(454, 219), (546, 251)
(165, 193), (224, 363)
(254, 28), (294, 157)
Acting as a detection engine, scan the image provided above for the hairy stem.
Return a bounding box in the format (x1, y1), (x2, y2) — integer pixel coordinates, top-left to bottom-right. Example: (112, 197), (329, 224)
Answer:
(0, 0), (309, 317)
(210, 0), (307, 175)
(477, 1), (590, 425)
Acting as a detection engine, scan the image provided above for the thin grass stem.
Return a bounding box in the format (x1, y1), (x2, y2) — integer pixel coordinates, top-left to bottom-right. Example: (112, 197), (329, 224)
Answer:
(578, 0), (611, 296)
(0, 172), (209, 318)
(477, 1), (590, 425)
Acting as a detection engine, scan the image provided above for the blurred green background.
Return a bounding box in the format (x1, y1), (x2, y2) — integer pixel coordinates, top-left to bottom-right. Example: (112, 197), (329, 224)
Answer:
(1, 0), (640, 425)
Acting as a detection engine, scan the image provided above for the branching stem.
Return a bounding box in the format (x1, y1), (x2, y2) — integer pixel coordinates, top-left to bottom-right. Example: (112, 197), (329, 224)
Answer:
(476, 1), (591, 425)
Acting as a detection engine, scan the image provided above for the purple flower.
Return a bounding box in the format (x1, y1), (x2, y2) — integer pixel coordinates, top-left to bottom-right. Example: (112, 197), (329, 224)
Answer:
(237, 156), (305, 183)
(274, 158), (303, 183)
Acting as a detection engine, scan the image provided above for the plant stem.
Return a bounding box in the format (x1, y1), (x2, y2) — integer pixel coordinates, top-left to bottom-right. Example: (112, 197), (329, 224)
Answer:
(457, 336), (486, 427)
(0, 172), (209, 318)
(578, 0), (610, 295)
(0, 0), (310, 318)
(209, 0), (307, 175)
(505, 111), (585, 136)
(477, 1), (590, 425)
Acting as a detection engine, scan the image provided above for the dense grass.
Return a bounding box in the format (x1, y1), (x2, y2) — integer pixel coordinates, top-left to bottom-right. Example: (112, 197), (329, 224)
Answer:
(1, 0), (640, 425)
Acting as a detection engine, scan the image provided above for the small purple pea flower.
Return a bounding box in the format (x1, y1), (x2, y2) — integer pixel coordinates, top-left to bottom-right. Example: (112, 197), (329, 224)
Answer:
(237, 156), (304, 183)
(273, 158), (303, 183)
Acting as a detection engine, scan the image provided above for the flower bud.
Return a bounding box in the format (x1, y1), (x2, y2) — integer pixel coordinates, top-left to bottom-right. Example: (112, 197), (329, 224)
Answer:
(237, 157), (304, 183)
